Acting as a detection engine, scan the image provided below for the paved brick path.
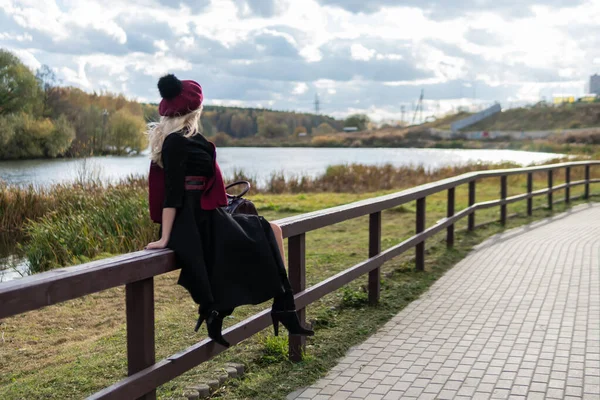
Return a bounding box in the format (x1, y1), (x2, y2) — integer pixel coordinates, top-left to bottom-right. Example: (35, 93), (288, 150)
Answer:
(288, 204), (600, 400)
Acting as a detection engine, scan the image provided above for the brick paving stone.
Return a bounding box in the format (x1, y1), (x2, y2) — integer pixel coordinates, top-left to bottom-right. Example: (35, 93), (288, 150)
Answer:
(363, 395), (384, 400)
(437, 389), (458, 399)
(329, 391), (352, 400)
(492, 388), (511, 399)
(349, 387), (371, 398)
(370, 384), (391, 395)
(381, 391), (402, 400)
(287, 205), (600, 400)
(443, 380), (462, 391)
(546, 388), (565, 398)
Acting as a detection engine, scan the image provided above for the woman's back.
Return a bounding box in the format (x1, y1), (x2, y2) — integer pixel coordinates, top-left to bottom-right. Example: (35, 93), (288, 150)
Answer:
(162, 131), (214, 178)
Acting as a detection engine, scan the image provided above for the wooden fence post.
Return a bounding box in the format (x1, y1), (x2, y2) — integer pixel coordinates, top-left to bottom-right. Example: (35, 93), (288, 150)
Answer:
(126, 278), (156, 400)
(468, 180), (476, 231)
(368, 212), (382, 305)
(288, 234), (306, 362)
(585, 165), (590, 200)
(527, 173), (533, 216)
(548, 170), (553, 210)
(565, 166), (571, 204)
(447, 187), (455, 248)
(416, 197), (426, 271)
(500, 176), (507, 225)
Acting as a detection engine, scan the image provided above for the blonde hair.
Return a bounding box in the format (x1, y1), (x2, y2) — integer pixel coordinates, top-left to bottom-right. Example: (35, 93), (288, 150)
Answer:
(148, 107), (203, 167)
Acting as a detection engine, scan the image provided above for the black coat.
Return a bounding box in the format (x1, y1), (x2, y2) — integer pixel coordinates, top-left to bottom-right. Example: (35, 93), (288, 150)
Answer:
(160, 133), (286, 310)
(168, 193), (286, 310)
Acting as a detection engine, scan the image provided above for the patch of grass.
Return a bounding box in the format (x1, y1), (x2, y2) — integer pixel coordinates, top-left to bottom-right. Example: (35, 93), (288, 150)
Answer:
(256, 336), (289, 366)
(340, 286), (368, 309)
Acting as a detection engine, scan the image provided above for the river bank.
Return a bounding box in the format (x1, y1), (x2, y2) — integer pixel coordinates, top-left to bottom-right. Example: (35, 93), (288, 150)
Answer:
(213, 127), (600, 156)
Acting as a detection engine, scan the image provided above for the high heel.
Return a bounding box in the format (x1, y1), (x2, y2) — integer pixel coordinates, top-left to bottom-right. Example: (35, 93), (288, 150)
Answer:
(271, 310), (314, 337)
(194, 309), (230, 348)
(194, 313), (206, 333)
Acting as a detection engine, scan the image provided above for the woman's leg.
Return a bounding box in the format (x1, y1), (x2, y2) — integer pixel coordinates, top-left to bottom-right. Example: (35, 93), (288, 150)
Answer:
(267, 221), (314, 336)
(269, 222), (286, 267)
(268, 221), (294, 310)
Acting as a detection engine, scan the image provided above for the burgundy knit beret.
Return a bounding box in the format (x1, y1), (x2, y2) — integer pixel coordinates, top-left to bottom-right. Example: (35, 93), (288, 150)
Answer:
(157, 74), (203, 117)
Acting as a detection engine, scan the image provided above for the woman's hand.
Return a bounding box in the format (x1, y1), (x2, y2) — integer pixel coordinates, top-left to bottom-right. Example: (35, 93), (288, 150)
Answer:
(145, 238), (168, 250)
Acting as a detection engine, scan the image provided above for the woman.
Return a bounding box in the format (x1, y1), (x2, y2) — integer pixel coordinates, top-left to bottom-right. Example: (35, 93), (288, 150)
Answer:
(145, 74), (313, 348)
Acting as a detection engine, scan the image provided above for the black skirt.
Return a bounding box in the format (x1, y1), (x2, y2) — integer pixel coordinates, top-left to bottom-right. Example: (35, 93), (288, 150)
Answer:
(167, 191), (286, 310)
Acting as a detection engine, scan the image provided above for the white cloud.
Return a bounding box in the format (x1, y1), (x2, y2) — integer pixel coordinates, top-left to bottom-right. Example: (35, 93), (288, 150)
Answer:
(154, 40), (168, 51)
(0, 32), (32, 41)
(299, 46), (322, 62)
(292, 82), (308, 95)
(350, 44), (375, 61)
(376, 53), (403, 60)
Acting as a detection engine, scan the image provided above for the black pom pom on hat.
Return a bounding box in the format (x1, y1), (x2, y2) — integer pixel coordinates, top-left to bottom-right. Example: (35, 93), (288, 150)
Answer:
(157, 74), (183, 99)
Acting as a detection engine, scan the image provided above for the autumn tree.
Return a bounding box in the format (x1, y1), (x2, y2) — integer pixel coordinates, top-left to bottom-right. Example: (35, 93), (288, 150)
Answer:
(108, 109), (147, 155)
(314, 122), (335, 135)
(0, 49), (41, 115)
(45, 114), (76, 157)
(230, 113), (254, 138)
(0, 112), (74, 159)
(36, 64), (59, 117)
(201, 118), (215, 136)
(344, 113), (370, 131)
(213, 132), (232, 146)
(257, 115), (287, 138)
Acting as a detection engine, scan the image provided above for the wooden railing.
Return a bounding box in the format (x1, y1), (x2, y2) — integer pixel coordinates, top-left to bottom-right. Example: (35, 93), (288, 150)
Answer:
(1, 161), (597, 399)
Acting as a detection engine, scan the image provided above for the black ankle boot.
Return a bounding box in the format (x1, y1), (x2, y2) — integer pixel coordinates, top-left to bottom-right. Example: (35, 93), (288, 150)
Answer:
(272, 290), (296, 312)
(194, 309), (230, 348)
(271, 310), (314, 337)
(271, 291), (314, 337)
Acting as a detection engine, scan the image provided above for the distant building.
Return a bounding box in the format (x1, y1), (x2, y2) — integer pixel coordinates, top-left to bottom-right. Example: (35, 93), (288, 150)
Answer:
(343, 127), (358, 132)
(578, 94), (597, 103)
(553, 95), (575, 105)
(590, 74), (600, 95)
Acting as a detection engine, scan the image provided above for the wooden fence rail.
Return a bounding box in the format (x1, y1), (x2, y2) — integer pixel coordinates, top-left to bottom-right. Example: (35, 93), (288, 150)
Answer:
(1, 160), (598, 400)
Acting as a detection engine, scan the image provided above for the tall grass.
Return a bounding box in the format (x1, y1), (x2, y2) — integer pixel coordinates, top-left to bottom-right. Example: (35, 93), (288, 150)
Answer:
(0, 177), (147, 232)
(24, 182), (156, 272)
(0, 177), (151, 273)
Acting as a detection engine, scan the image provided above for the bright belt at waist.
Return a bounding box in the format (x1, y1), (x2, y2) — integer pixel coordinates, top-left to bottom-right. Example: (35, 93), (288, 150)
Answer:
(184, 176), (207, 191)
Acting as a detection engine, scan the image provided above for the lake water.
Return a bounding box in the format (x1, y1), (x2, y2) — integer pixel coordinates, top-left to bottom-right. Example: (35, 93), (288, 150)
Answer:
(0, 256), (29, 283)
(0, 147), (563, 188)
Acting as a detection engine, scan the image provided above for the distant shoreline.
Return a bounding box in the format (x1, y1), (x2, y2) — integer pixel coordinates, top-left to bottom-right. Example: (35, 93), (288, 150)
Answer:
(0, 134), (591, 163)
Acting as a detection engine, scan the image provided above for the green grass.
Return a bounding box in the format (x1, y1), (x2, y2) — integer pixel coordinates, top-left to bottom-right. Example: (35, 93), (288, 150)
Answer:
(0, 175), (592, 399)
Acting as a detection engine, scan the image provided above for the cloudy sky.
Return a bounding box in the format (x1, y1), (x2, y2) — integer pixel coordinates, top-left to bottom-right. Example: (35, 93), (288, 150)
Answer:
(1, 0), (600, 122)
